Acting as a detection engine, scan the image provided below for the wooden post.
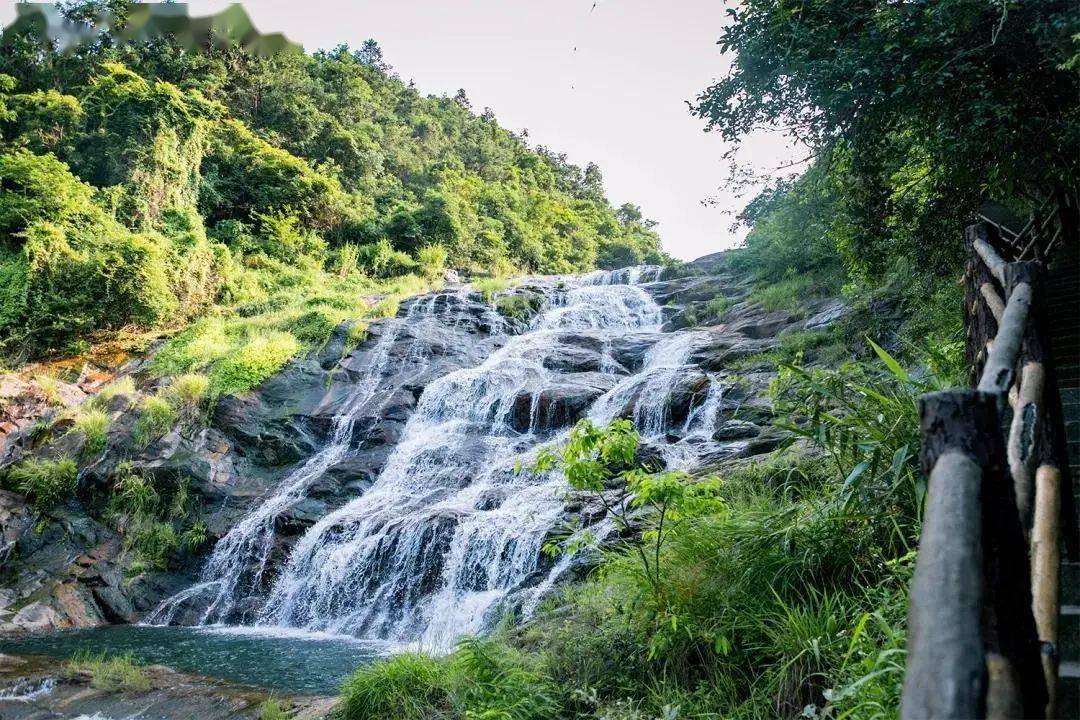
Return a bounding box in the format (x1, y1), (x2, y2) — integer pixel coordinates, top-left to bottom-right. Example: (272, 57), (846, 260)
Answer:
(977, 265), (1032, 397)
(966, 224), (1002, 387)
(1003, 262), (1042, 528)
(1031, 464), (1061, 719)
(902, 390), (994, 720)
(977, 382), (1049, 719)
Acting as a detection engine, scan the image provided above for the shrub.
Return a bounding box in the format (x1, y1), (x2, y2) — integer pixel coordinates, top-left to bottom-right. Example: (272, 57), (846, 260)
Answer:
(357, 239), (416, 278)
(179, 519), (208, 554)
(91, 376), (136, 409)
(124, 517), (180, 572)
(258, 699), (288, 720)
(132, 396), (176, 449)
(69, 653), (152, 693)
(335, 242), (361, 277)
(208, 331), (300, 397)
(339, 653), (452, 720)
(72, 408), (110, 455)
(473, 277), (509, 303)
(495, 293), (543, 323)
(447, 638), (561, 720)
(416, 244), (447, 281)
(110, 463), (160, 517)
(369, 296), (400, 319)
(33, 374), (63, 405)
(704, 294), (733, 322)
(5, 457), (77, 512)
(166, 373), (209, 408)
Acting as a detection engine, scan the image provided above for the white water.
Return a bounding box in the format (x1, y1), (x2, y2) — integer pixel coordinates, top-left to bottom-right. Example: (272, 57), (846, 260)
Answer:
(151, 266), (733, 649)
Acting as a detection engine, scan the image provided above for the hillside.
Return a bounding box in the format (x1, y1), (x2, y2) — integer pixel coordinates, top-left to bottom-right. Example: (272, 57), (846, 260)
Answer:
(0, 2), (663, 369)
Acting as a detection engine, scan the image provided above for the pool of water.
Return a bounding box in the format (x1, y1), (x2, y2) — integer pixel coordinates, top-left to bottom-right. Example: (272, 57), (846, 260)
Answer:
(0, 624), (385, 695)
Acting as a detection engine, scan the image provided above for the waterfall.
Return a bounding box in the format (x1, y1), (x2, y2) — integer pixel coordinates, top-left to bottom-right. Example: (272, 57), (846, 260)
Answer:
(150, 266), (734, 649)
(147, 292), (482, 625)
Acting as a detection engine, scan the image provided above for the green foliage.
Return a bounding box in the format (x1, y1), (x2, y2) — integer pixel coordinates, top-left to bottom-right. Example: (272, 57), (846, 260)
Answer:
(132, 395), (176, 449)
(179, 519), (209, 554)
(124, 516), (180, 572)
(109, 463), (160, 517)
(695, 0), (1077, 285)
(165, 373), (209, 408)
(473, 277), (509, 303)
(339, 653), (452, 720)
(69, 652), (152, 693)
(4, 457), (78, 512)
(494, 292), (543, 323)
(91, 376), (136, 409)
(339, 638), (560, 720)
(0, 15), (662, 361)
(71, 408), (110, 455)
(770, 339), (964, 537)
(206, 331), (300, 396)
(416, 244), (448, 281)
(258, 699), (289, 720)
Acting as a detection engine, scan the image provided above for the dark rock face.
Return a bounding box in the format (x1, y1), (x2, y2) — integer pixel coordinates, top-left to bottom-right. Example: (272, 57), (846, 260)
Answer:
(0, 261), (835, 636)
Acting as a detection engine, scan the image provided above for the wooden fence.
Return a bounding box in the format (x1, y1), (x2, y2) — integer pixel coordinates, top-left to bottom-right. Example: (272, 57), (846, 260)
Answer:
(901, 191), (1078, 719)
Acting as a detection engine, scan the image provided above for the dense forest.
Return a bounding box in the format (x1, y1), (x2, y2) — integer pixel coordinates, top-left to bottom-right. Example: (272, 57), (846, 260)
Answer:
(0, 0), (663, 364)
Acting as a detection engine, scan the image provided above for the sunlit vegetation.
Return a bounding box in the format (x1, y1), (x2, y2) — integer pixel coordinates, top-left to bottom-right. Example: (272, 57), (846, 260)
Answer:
(0, 1), (665, 367)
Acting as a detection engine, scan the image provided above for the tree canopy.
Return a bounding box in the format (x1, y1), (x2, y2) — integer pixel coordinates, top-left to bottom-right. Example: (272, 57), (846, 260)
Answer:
(0, 0), (664, 356)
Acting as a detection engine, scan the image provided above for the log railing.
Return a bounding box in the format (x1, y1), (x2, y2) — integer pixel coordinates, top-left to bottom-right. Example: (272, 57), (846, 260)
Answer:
(902, 196), (1078, 719)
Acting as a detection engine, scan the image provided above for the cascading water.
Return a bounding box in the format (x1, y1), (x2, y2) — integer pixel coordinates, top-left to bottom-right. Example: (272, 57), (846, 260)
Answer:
(147, 292), (489, 626)
(151, 266), (736, 649)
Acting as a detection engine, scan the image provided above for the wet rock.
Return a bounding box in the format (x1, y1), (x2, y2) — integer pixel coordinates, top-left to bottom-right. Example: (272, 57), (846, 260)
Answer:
(509, 374), (617, 433)
(804, 299), (847, 331)
(10, 603), (60, 631)
(713, 420), (761, 440)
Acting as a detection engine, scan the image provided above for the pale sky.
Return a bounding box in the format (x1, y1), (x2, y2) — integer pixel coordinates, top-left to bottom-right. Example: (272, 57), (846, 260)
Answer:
(2, 1), (796, 260)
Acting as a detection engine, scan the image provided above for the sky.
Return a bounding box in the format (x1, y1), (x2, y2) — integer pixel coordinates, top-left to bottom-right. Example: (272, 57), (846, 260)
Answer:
(2, 1), (796, 261)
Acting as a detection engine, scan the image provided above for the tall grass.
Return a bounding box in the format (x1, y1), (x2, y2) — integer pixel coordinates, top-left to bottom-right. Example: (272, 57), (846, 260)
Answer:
(4, 456), (77, 512)
(68, 652), (152, 693)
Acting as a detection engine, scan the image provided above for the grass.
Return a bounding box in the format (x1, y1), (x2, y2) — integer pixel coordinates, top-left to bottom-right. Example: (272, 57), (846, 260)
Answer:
(4, 456), (77, 512)
(258, 698), (289, 720)
(473, 277), (509, 303)
(72, 408), (110, 455)
(495, 292), (543, 323)
(340, 653), (453, 720)
(338, 639), (559, 720)
(132, 395), (176, 449)
(165, 372), (209, 408)
(150, 259), (436, 397)
(90, 376), (136, 409)
(68, 653), (152, 693)
(34, 374), (63, 405)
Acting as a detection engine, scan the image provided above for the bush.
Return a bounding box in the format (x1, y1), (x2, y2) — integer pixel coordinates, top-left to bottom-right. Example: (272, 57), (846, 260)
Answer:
(5, 457), (77, 512)
(339, 653), (452, 720)
(356, 239), (417, 279)
(68, 653), (152, 693)
(416, 244), (447, 281)
(207, 331), (300, 396)
(109, 463), (160, 517)
(166, 373), (209, 408)
(72, 408), (110, 455)
(132, 396), (176, 449)
(258, 699), (288, 720)
(473, 277), (509, 303)
(495, 292), (543, 323)
(91, 376), (136, 409)
(124, 517), (180, 572)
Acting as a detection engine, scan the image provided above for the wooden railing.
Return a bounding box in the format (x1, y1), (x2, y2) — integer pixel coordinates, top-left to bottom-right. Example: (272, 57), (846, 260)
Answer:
(901, 194), (1078, 719)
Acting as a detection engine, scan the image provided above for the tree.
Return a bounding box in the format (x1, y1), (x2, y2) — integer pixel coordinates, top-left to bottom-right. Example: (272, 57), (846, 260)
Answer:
(695, 0), (1079, 279)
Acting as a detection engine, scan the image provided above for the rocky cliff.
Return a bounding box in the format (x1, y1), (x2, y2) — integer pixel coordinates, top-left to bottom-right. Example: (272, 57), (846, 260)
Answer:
(0, 256), (847, 636)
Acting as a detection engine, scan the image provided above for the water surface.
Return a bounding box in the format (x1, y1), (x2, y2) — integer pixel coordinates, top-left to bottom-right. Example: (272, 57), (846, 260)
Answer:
(0, 624), (382, 694)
